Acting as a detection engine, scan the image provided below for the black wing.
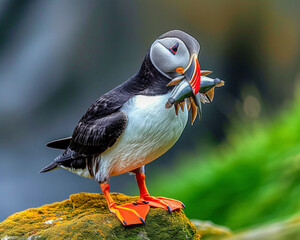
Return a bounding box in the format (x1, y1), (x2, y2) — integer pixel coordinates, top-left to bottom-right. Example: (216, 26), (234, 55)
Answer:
(67, 87), (129, 156)
(43, 110), (127, 174)
(47, 84), (130, 153)
(69, 110), (127, 156)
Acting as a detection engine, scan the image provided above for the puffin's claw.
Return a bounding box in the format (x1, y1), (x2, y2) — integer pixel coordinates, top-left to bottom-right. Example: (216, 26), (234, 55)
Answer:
(140, 217), (146, 225)
(167, 206), (172, 213)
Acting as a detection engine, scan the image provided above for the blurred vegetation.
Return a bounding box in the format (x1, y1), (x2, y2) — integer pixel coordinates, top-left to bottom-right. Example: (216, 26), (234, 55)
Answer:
(150, 85), (300, 230)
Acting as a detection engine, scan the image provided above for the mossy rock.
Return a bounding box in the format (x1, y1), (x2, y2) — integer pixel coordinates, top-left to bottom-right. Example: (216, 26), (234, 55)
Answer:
(0, 193), (199, 239)
(191, 219), (232, 239)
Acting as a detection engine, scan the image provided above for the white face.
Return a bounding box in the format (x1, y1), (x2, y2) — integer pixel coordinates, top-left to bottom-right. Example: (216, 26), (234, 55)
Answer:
(150, 37), (190, 79)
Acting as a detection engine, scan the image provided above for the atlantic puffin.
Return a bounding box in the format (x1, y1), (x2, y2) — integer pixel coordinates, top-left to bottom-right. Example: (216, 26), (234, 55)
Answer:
(41, 30), (224, 226)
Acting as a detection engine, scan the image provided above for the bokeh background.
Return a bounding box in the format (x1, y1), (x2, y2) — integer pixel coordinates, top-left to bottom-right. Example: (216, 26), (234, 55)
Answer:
(1, 0), (300, 235)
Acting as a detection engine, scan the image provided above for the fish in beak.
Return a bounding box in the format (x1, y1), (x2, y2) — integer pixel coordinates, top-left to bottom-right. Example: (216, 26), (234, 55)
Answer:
(165, 59), (224, 124)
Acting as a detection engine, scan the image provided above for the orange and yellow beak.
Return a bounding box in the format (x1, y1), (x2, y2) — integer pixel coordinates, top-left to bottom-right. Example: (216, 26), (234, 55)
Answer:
(166, 54), (224, 124)
(182, 54), (201, 95)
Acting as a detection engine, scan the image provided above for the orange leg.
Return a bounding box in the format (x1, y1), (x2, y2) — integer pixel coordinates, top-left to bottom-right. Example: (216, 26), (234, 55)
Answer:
(100, 183), (150, 226)
(136, 173), (185, 212)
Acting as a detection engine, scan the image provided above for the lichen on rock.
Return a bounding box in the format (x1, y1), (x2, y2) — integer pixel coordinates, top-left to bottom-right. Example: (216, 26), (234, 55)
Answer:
(0, 193), (199, 239)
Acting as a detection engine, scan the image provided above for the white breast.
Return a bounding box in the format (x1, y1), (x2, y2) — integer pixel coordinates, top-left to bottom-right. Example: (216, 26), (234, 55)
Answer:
(99, 93), (189, 177)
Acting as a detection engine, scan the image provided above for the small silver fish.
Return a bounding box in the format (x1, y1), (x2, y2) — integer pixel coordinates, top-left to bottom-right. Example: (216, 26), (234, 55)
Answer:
(165, 74), (224, 124)
(166, 76), (224, 108)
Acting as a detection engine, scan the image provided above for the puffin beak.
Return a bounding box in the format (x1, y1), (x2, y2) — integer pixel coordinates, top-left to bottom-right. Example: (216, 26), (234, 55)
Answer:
(184, 54), (201, 95)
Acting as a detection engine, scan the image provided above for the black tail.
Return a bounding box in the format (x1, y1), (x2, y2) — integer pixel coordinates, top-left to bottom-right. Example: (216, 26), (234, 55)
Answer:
(46, 137), (72, 150)
(41, 148), (83, 173)
(40, 162), (58, 173)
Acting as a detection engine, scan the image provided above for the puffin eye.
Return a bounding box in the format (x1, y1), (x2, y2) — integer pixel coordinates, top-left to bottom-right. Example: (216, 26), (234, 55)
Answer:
(169, 43), (179, 55)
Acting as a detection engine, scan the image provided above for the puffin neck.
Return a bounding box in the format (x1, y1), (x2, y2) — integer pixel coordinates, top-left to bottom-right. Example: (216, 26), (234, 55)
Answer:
(132, 50), (172, 95)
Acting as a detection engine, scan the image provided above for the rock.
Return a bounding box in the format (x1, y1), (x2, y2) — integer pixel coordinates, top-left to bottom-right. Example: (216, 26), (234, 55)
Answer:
(0, 193), (199, 240)
(191, 219), (232, 239)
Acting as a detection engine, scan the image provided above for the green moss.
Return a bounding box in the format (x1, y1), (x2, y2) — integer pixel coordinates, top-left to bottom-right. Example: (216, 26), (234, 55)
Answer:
(0, 193), (199, 239)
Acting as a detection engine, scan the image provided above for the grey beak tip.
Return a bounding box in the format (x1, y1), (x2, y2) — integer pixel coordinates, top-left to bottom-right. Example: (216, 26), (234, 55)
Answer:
(214, 78), (221, 85)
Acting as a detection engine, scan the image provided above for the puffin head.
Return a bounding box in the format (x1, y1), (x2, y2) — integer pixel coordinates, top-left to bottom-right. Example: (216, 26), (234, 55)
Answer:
(149, 30), (224, 124)
(150, 30), (201, 95)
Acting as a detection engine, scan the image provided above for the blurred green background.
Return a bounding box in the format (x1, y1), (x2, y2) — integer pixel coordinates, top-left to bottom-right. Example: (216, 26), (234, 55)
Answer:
(0, 0), (300, 235)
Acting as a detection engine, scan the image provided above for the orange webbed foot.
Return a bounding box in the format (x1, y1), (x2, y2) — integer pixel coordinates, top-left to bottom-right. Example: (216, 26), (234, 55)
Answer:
(109, 202), (150, 226)
(138, 195), (185, 212)
(101, 183), (150, 226)
(135, 173), (185, 212)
